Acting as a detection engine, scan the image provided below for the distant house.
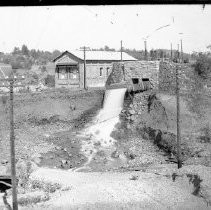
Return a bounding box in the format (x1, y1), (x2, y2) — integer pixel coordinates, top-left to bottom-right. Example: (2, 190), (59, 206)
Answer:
(53, 50), (137, 89)
(14, 68), (28, 76)
(0, 63), (13, 91)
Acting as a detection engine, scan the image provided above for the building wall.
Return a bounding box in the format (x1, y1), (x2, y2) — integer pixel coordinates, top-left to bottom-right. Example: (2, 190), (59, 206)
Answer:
(55, 64), (81, 89)
(56, 62), (113, 89)
(86, 63), (113, 87)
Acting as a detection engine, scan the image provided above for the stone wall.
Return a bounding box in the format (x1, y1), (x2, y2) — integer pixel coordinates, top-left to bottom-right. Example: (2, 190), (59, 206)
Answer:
(106, 61), (193, 93)
(118, 91), (191, 159)
(159, 62), (193, 93)
(106, 61), (160, 90)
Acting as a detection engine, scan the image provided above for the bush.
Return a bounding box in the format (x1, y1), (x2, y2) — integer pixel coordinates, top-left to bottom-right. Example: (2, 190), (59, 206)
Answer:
(45, 75), (55, 87)
(18, 191), (49, 206)
(199, 123), (211, 143)
(193, 54), (211, 80)
(29, 180), (62, 193)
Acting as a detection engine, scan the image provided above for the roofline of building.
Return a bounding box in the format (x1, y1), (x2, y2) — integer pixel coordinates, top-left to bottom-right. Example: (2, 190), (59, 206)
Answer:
(53, 50), (137, 63)
(53, 51), (83, 63)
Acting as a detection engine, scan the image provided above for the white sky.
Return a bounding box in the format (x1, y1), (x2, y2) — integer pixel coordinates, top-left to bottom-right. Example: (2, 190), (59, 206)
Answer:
(0, 5), (211, 54)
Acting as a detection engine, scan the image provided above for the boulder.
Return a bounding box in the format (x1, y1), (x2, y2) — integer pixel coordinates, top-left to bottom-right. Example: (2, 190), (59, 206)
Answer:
(70, 104), (76, 111)
(128, 109), (136, 115)
(0, 165), (8, 175)
(111, 150), (119, 159)
(61, 159), (67, 165)
(1, 159), (8, 165)
(33, 157), (41, 165)
(130, 115), (136, 121)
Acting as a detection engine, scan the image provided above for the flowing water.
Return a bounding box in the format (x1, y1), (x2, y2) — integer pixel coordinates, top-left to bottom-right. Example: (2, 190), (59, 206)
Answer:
(73, 88), (127, 171)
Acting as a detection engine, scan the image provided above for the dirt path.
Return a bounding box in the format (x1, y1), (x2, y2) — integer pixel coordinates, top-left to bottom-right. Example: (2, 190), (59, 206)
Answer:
(20, 165), (210, 210)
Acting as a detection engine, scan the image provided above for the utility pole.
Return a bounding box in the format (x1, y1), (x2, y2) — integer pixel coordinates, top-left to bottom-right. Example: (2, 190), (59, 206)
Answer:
(9, 78), (17, 210)
(0, 75), (25, 210)
(144, 40), (147, 61)
(120, 40), (123, 62)
(177, 43), (180, 63)
(180, 39), (183, 63)
(80, 46), (90, 90)
(170, 43), (173, 62)
(176, 51), (182, 169)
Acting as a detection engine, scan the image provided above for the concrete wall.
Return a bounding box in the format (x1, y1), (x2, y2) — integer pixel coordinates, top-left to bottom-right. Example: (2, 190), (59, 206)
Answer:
(106, 61), (160, 90)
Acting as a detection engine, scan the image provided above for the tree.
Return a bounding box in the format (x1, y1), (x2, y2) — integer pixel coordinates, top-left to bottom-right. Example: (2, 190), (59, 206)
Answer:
(21, 44), (29, 56)
(30, 49), (38, 59)
(52, 50), (61, 60)
(149, 49), (157, 60)
(12, 47), (20, 55)
(159, 50), (164, 60)
(104, 45), (109, 51)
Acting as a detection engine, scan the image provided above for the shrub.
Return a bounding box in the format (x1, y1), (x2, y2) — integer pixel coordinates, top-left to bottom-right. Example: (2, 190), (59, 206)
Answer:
(18, 192), (49, 206)
(199, 123), (211, 143)
(45, 75), (55, 87)
(193, 54), (211, 80)
(29, 180), (62, 193)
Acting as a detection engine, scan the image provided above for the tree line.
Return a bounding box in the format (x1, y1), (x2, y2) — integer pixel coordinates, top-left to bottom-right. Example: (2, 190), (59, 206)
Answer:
(0, 44), (210, 73)
(92, 45), (192, 63)
(0, 45), (61, 69)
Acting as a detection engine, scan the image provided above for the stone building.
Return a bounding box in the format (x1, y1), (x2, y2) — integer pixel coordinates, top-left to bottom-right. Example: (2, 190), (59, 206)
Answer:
(106, 61), (160, 92)
(53, 50), (137, 89)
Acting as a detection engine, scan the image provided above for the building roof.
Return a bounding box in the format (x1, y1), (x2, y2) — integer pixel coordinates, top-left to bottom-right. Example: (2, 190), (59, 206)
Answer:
(54, 50), (137, 63)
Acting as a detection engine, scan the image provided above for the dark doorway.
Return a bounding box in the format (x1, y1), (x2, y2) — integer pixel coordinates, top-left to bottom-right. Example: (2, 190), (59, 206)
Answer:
(132, 78), (139, 84)
(142, 78), (151, 90)
(132, 78), (140, 92)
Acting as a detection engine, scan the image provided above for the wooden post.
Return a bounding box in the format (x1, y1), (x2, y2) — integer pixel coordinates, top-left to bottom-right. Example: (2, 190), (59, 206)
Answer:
(180, 39), (183, 63)
(83, 46), (87, 90)
(177, 44), (180, 63)
(0, 75), (25, 210)
(80, 46), (90, 90)
(9, 78), (18, 210)
(176, 63), (182, 169)
(144, 40), (147, 61)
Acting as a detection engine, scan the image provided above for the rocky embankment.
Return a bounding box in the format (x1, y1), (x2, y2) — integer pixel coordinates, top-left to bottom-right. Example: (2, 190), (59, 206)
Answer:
(114, 90), (211, 167)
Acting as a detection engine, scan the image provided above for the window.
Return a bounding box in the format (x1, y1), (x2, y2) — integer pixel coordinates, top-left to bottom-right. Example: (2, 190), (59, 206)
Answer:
(142, 78), (151, 90)
(100, 67), (103, 76)
(106, 67), (110, 77)
(57, 66), (68, 80)
(132, 78), (140, 92)
(132, 78), (139, 84)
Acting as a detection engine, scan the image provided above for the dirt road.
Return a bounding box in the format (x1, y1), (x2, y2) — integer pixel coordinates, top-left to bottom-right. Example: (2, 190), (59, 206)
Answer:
(19, 165), (210, 210)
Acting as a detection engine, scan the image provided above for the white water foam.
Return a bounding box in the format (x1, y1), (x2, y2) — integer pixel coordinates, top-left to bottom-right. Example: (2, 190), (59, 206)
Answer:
(73, 88), (127, 171)
(85, 88), (127, 145)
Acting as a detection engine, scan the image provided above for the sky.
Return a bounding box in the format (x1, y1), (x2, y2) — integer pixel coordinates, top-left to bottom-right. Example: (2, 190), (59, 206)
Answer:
(0, 5), (211, 54)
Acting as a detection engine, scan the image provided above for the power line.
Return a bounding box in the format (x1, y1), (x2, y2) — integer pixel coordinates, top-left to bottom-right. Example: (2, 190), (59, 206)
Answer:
(82, 6), (116, 25)
(35, 8), (52, 50)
